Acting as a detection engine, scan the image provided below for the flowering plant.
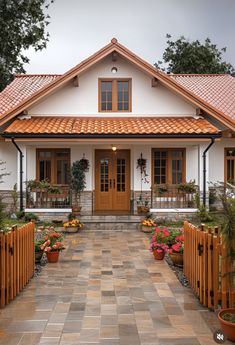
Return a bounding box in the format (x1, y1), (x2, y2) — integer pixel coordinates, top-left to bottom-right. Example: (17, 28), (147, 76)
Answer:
(167, 229), (184, 254)
(40, 230), (65, 252)
(149, 227), (170, 253)
(63, 219), (83, 228)
(141, 218), (156, 227)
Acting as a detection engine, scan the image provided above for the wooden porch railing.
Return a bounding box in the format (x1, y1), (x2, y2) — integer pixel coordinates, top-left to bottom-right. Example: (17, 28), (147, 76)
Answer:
(0, 223), (35, 308)
(151, 184), (199, 209)
(184, 221), (235, 310)
(26, 185), (71, 208)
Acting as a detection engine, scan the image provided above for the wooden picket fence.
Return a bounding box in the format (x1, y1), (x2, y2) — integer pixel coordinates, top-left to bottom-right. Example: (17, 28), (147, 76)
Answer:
(0, 222), (35, 308)
(184, 221), (235, 310)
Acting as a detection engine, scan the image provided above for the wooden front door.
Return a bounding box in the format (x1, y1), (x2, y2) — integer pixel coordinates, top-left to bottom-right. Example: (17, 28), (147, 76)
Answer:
(95, 150), (130, 211)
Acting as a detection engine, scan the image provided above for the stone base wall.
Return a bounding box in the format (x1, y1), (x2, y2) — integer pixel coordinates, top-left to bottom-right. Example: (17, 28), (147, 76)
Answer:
(0, 190), (23, 213)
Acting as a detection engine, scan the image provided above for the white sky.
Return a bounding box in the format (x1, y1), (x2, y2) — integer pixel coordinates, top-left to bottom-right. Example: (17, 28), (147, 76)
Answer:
(25, 0), (235, 74)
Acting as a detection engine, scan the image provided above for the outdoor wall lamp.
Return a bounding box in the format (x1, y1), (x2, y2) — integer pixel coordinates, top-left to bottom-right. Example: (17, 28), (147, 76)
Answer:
(111, 144), (117, 152)
(111, 66), (118, 74)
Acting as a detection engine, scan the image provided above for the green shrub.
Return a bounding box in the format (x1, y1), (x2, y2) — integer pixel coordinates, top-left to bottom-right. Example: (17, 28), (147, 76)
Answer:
(16, 210), (25, 219)
(24, 212), (39, 222)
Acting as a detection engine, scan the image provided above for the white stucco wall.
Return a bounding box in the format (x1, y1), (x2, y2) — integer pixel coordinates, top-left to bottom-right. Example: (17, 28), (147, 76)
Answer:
(28, 56), (196, 116)
(2, 139), (233, 193)
(209, 139), (235, 183)
(0, 142), (17, 190)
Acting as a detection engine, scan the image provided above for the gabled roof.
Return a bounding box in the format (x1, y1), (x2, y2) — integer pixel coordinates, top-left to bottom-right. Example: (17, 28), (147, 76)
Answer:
(3, 116), (220, 138)
(0, 38), (234, 130)
(170, 74), (235, 122)
(0, 74), (60, 115)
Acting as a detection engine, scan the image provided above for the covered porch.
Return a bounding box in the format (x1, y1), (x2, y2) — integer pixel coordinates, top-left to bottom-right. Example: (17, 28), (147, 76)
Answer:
(2, 116), (221, 217)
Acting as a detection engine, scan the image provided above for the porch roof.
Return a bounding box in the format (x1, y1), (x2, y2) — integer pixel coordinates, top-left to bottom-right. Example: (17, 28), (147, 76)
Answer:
(4, 116), (220, 138)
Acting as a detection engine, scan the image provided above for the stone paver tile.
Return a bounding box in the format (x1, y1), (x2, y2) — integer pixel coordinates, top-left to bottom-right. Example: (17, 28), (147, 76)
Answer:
(80, 328), (100, 342)
(118, 314), (135, 324)
(6, 320), (47, 333)
(157, 325), (195, 338)
(82, 316), (101, 328)
(59, 333), (80, 345)
(158, 338), (200, 345)
(49, 313), (67, 323)
(38, 338), (60, 345)
(100, 325), (119, 338)
(138, 331), (158, 344)
(0, 333), (23, 345)
(63, 320), (82, 333)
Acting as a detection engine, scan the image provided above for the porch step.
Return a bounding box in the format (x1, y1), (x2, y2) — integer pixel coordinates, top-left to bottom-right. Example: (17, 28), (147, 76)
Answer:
(81, 215), (144, 231)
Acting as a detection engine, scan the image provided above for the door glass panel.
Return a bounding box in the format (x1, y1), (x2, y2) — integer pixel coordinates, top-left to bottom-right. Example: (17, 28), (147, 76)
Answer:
(57, 160), (69, 184)
(117, 81), (129, 111)
(117, 158), (125, 192)
(154, 151), (167, 184)
(100, 159), (109, 192)
(39, 160), (51, 182)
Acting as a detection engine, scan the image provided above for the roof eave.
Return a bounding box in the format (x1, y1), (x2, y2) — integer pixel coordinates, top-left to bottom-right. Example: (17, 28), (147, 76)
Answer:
(2, 132), (222, 139)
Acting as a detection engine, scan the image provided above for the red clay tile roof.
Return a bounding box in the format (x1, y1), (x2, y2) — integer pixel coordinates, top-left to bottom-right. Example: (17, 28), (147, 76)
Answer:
(4, 116), (219, 135)
(0, 75), (60, 115)
(170, 74), (235, 122)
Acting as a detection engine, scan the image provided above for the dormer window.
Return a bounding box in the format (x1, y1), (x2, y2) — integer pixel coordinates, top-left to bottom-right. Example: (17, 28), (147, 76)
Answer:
(99, 79), (131, 112)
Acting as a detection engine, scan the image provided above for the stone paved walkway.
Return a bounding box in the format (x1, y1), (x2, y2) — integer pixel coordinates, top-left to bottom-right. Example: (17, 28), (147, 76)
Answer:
(0, 230), (230, 345)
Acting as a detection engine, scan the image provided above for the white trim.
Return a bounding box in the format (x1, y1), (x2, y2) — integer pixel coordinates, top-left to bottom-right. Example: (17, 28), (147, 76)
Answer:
(25, 208), (72, 213)
(150, 208), (198, 213)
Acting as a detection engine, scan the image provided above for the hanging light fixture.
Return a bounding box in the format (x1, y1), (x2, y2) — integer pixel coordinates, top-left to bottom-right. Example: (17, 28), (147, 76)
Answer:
(111, 144), (117, 152)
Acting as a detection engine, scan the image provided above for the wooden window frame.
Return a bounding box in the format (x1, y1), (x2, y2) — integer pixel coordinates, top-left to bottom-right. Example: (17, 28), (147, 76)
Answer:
(98, 78), (132, 112)
(36, 148), (70, 185)
(151, 148), (186, 186)
(224, 147), (235, 183)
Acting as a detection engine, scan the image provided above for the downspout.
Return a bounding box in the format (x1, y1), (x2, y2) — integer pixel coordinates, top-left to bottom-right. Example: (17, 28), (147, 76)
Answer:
(202, 138), (215, 207)
(11, 139), (24, 211)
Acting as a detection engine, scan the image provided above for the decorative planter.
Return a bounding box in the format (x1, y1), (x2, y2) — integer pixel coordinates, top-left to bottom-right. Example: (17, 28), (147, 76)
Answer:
(137, 206), (150, 214)
(64, 226), (79, 233)
(35, 250), (44, 263)
(72, 206), (82, 216)
(169, 252), (184, 267)
(153, 250), (165, 260)
(46, 251), (60, 263)
(141, 225), (155, 233)
(218, 308), (235, 341)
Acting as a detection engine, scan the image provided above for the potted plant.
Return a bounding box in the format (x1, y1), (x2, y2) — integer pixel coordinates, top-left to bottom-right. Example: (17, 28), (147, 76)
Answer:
(71, 160), (86, 214)
(149, 227), (170, 260)
(141, 215), (156, 233)
(137, 194), (150, 214)
(217, 186), (235, 341)
(40, 230), (65, 263)
(177, 180), (197, 194)
(167, 229), (184, 267)
(63, 218), (83, 233)
(35, 239), (45, 263)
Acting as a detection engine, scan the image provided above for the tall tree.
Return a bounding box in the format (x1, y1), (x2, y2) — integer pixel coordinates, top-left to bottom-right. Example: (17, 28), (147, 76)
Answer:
(0, 0), (54, 91)
(155, 34), (235, 76)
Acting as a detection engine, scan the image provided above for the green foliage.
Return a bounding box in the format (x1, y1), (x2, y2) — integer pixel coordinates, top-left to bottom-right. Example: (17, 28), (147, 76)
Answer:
(198, 205), (213, 223)
(0, 0), (54, 91)
(16, 210), (25, 219)
(10, 183), (18, 214)
(35, 239), (44, 252)
(71, 160), (86, 207)
(178, 180), (197, 193)
(155, 34), (235, 75)
(24, 212), (39, 222)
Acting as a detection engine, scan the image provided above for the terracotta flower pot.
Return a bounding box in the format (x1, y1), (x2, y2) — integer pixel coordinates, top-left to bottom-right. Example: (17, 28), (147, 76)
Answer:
(46, 251), (60, 263)
(153, 250), (165, 260)
(141, 225), (155, 233)
(218, 308), (235, 341)
(169, 252), (184, 267)
(64, 226), (79, 233)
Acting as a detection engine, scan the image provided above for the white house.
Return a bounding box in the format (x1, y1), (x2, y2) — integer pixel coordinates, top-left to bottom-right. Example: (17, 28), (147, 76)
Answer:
(0, 38), (234, 219)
